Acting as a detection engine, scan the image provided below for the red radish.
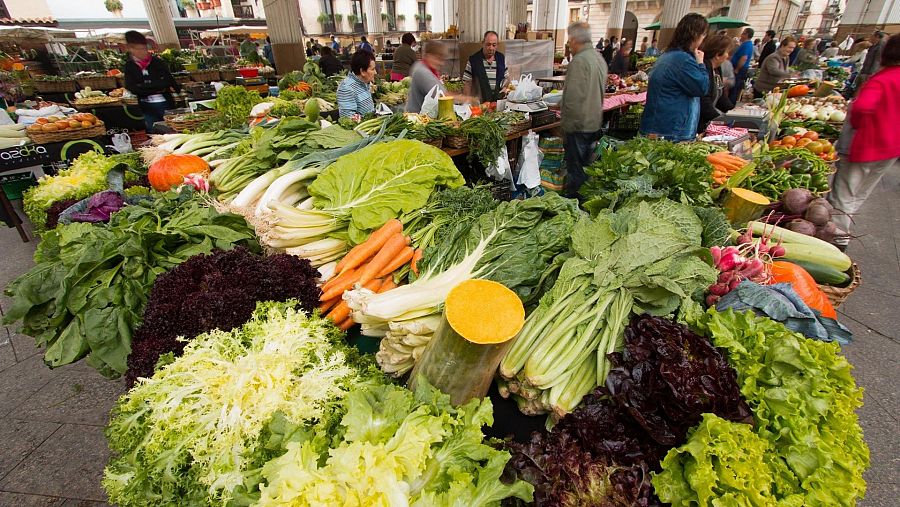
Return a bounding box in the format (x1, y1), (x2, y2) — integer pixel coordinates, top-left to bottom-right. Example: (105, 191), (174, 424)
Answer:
(710, 246), (723, 265)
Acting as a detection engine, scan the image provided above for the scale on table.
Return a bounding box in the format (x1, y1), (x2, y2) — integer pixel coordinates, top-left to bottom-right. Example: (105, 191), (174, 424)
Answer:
(505, 100), (549, 114)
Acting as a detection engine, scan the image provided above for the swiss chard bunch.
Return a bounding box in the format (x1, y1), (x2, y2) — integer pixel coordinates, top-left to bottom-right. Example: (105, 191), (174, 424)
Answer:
(125, 247), (320, 385)
(3, 189), (258, 377)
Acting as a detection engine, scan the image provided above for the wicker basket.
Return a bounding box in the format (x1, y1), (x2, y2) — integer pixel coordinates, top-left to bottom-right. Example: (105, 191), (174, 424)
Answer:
(190, 69), (220, 82)
(422, 137), (443, 148)
(73, 98), (122, 111)
(76, 75), (118, 90)
(444, 134), (468, 149)
(507, 117), (532, 134)
(33, 79), (77, 93)
(27, 121), (106, 144)
(174, 74), (191, 85)
(219, 69), (238, 81)
(165, 110), (220, 132)
(818, 263), (861, 308)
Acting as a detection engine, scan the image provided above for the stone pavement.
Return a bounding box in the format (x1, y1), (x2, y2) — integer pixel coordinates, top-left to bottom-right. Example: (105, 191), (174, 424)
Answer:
(0, 170), (898, 506)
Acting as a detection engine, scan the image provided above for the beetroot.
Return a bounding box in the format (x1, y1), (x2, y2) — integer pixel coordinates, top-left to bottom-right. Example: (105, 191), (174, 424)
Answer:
(815, 222), (837, 243)
(786, 219), (817, 236)
(782, 188), (815, 215)
(805, 202), (831, 226)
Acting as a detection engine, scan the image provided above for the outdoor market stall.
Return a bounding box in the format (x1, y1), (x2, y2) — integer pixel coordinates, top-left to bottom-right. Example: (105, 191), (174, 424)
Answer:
(0, 29), (870, 505)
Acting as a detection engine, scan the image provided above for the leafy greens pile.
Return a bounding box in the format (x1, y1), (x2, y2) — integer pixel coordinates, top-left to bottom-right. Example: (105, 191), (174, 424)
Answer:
(256, 381), (534, 506)
(104, 301), (383, 506)
(500, 199), (719, 417)
(125, 247), (321, 385)
(3, 190), (258, 377)
(668, 309), (870, 505)
(402, 185), (500, 254)
(307, 139), (466, 244)
(23, 151), (141, 233)
(505, 316), (749, 506)
(581, 138), (715, 212)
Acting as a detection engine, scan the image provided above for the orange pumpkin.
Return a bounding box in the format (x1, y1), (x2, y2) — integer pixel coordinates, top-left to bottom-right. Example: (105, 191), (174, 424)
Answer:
(769, 261), (836, 319)
(148, 154), (210, 191)
(787, 84), (810, 97)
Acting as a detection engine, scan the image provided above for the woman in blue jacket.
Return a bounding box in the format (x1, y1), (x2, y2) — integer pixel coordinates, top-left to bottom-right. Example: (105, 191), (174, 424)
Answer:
(640, 13), (710, 141)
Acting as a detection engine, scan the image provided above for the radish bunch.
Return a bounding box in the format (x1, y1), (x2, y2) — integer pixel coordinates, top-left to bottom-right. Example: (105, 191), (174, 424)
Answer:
(707, 231), (785, 306)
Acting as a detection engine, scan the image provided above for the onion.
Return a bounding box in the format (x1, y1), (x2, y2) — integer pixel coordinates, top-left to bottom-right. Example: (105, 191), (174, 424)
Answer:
(830, 110), (846, 122)
(816, 108), (832, 121)
(785, 218), (817, 236)
(782, 188), (815, 215)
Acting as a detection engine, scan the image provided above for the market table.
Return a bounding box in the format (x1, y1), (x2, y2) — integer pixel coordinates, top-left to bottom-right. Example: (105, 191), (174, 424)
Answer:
(442, 120), (561, 158)
(536, 76), (567, 89)
(0, 136), (111, 242)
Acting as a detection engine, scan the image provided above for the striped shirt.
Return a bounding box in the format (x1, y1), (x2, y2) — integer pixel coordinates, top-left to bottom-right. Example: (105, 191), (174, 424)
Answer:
(463, 58), (505, 86)
(336, 73), (374, 118)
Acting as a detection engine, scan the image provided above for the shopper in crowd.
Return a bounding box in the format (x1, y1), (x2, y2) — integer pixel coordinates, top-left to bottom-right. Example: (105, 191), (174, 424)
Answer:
(794, 38), (819, 67)
(391, 33), (418, 81)
(358, 36), (374, 54)
(337, 50), (376, 118)
(560, 21), (607, 199)
(754, 36), (797, 98)
(406, 42), (449, 113)
(729, 27), (754, 103)
(789, 37), (802, 64)
(720, 49), (735, 103)
(602, 35), (617, 64)
(639, 13), (709, 141)
(846, 40), (871, 67)
(318, 46), (344, 77)
(463, 31), (508, 103)
(610, 39), (633, 75)
(263, 37), (275, 68)
(753, 38), (762, 60)
(239, 37), (257, 60)
(698, 34), (733, 134)
(331, 35), (340, 52)
(822, 42), (840, 59)
(828, 34), (900, 250)
(646, 39), (660, 57)
(839, 33), (855, 52)
(758, 30), (777, 65)
(857, 31), (887, 85)
(123, 31), (180, 133)
(640, 36), (649, 53)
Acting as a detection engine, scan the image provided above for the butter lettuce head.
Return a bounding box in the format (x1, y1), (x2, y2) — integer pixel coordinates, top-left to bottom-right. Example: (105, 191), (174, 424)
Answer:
(308, 139), (465, 244)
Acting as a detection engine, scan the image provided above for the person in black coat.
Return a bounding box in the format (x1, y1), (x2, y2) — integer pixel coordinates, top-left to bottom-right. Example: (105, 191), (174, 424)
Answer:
(758, 30), (777, 66)
(698, 35), (734, 134)
(602, 35), (617, 64)
(609, 40), (633, 75)
(318, 46), (344, 77)
(123, 31), (180, 133)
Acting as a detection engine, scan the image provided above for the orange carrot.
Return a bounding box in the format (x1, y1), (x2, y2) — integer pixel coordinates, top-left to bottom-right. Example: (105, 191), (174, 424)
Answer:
(359, 234), (410, 285)
(326, 278), (382, 323)
(375, 246), (415, 278)
(321, 266), (358, 294)
(319, 297), (341, 314)
(336, 219), (403, 274)
(320, 268), (365, 301)
(337, 317), (356, 331)
(410, 248), (424, 276)
(378, 277), (398, 293)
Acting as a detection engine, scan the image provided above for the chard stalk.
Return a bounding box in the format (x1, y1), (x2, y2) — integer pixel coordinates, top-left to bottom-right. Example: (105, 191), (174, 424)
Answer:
(550, 354), (597, 420)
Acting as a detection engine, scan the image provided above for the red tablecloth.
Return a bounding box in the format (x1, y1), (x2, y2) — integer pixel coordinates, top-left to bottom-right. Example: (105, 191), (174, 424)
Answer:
(603, 92), (647, 111)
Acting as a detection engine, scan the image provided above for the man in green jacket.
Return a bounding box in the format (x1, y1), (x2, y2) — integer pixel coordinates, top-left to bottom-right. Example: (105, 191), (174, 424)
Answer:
(560, 21), (607, 198)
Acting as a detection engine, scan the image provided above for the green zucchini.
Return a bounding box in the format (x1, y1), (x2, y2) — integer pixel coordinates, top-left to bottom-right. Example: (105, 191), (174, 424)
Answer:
(778, 242), (852, 272)
(787, 259), (851, 286)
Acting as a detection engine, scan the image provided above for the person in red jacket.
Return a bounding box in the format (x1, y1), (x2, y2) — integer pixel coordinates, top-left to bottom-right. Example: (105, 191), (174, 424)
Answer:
(828, 33), (900, 250)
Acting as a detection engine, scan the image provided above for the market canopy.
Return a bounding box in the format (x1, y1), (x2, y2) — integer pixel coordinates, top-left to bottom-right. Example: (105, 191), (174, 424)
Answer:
(644, 22), (660, 31)
(706, 16), (751, 28)
(0, 25), (76, 41)
(200, 25), (268, 37)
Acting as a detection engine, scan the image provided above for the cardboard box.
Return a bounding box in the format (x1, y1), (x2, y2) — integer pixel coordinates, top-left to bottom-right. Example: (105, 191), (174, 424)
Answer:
(526, 31), (538, 41)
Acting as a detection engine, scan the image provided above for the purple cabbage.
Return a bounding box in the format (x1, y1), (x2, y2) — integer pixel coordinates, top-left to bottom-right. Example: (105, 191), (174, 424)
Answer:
(69, 191), (126, 223)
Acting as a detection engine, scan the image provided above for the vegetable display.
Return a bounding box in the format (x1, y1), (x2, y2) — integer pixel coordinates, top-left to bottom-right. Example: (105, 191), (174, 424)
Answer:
(147, 153), (210, 191)
(125, 247), (321, 385)
(743, 147), (832, 198)
(3, 190), (258, 377)
(104, 301), (384, 506)
(500, 199), (718, 417)
(257, 381), (533, 506)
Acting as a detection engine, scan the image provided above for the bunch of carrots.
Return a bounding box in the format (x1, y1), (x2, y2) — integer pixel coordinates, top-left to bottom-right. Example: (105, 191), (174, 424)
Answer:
(707, 151), (750, 187)
(319, 219), (423, 330)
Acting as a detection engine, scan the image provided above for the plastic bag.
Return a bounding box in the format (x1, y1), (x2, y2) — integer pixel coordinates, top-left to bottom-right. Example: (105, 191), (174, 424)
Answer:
(516, 130), (543, 189)
(508, 74), (543, 103)
(375, 102), (393, 115)
(453, 104), (471, 121)
(106, 132), (133, 154)
(420, 84), (444, 118)
(486, 145), (511, 182)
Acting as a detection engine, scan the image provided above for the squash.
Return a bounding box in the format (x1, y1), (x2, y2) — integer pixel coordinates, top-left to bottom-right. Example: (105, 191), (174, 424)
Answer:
(408, 279), (525, 405)
(148, 154), (210, 191)
(304, 98), (320, 123)
(769, 261), (837, 319)
(722, 188), (770, 226)
(787, 84), (810, 97)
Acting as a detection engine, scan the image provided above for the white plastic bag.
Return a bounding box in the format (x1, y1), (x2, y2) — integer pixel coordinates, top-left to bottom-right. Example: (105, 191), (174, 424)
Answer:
(420, 84), (444, 118)
(453, 104), (471, 121)
(508, 74), (543, 102)
(375, 102), (393, 115)
(516, 130), (543, 189)
(486, 145), (511, 182)
(106, 133), (133, 154)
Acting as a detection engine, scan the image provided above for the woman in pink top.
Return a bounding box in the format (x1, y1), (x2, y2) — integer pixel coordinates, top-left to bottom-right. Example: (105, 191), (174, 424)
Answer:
(828, 33), (900, 249)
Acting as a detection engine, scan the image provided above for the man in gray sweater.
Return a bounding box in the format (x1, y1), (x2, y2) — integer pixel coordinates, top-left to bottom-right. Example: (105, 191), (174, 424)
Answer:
(560, 21), (607, 198)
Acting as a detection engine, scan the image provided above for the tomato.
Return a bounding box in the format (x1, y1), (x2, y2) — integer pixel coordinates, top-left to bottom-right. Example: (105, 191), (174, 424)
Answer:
(807, 141), (825, 155)
(796, 138), (813, 148)
(782, 135), (797, 146)
(803, 131), (819, 141)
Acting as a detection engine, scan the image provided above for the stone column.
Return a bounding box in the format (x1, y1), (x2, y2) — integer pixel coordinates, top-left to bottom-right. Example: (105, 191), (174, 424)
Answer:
(262, 0), (305, 73)
(727, 0), (751, 21)
(144, 0), (180, 49)
(457, 0), (509, 42)
(219, 0), (235, 20)
(607, 0), (627, 38)
(509, 0), (527, 28)
(362, 0), (383, 42)
(657, 0), (691, 50)
(784, 2), (801, 34)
